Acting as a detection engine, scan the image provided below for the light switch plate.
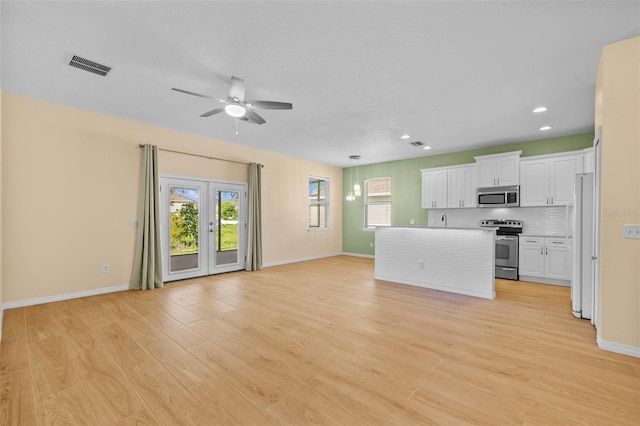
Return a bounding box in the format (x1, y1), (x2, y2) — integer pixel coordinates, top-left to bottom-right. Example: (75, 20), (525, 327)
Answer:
(622, 224), (640, 239)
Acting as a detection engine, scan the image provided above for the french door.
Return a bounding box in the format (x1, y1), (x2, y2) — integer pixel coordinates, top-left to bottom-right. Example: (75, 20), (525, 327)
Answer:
(161, 176), (247, 282)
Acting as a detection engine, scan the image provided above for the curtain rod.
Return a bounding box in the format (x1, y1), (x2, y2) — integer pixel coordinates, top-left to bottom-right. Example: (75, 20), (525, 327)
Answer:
(138, 144), (262, 167)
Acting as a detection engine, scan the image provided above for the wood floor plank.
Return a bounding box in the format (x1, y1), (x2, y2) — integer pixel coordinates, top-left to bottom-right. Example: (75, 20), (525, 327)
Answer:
(114, 407), (160, 426)
(98, 323), (150, 369)
(1, 255), (638, 425)
(23, 304), (61, 344)
(138, 333), (214, 389)
(265, 392), (342, 426)
(122, 359), (214, 425)
(28, 336), (81, 399)
(60, 318), (146, 425)
(189, 375), (280, 425)
(0, 309), (29, 376)
(40, 385), (98, 425)
(0, 370), (37, 425)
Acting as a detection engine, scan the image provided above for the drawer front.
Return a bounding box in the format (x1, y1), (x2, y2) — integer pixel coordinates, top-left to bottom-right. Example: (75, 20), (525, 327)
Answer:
(546, 237), (567, 247)
(520, 237), (544, 246)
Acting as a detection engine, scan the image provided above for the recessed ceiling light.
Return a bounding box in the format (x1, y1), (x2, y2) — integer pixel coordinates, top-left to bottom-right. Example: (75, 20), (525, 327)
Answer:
(539, 126), (552, 131)
(423, 146), (432, 150)
(533, 107), (548, 113)
(400, 134), (411, 139)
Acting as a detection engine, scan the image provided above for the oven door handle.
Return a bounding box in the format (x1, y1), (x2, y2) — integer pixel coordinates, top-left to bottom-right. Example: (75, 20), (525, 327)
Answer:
(497, 236), (517, 240)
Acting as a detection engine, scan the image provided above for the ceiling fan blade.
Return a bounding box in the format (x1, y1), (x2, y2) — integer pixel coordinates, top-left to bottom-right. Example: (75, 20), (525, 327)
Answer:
(229, 76), (245, 101)
(200, 107), (225, 118)
(246, 100), (293, 110)
(243, 110), (266, 125)
(171, 88), (212, 99)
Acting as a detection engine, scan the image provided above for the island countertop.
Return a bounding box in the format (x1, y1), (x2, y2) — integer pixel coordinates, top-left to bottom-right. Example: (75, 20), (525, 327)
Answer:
(374, 226), (496, 299)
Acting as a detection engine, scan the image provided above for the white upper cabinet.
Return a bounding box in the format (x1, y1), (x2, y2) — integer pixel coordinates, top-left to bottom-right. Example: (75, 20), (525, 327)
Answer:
(520, 152), (583, 207)
(474, 151), (521, 187)
(447, 165), (476, 208)
(520, 159), (550, 206)
(421, 168), (448, 208)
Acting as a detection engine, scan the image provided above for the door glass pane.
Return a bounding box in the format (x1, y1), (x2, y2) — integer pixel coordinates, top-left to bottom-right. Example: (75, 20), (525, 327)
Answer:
(216, 190), (239, 266)
(169, 186), (200, 272)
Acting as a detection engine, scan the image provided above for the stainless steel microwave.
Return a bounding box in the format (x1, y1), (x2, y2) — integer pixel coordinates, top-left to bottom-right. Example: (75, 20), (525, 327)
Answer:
(477, 185), (520, 207)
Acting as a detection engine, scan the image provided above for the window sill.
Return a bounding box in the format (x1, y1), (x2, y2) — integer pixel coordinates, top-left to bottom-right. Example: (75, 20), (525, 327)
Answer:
(308, 227), (330, 233)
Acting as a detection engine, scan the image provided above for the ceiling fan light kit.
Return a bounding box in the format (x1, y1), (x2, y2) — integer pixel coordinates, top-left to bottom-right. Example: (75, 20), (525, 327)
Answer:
(172, 76), (292, 127)
(224, 103), (246, 118)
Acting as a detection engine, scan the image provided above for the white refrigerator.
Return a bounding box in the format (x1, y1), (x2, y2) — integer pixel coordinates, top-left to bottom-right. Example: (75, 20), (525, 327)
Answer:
(570, 173), (594, 321)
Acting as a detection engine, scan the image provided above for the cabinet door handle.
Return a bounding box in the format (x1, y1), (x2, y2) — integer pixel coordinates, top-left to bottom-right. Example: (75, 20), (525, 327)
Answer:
(497, 178), (500, 185)
(546, 248), (548, 255)
(462, 200), (465, 207)
(541, 247), (544, 255)
(551, 196), (554, 204)
(546, 197), (549, 205)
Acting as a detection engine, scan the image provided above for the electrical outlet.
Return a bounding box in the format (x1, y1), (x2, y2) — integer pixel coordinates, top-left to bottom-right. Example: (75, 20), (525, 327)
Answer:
(369, 242), (374, 248)
(419, 261), (425, 270)
(622, 224), (640, 239)
(409, 218), (415, 225)
(130, 219), (138, 228)
(102, 264), (110, 273)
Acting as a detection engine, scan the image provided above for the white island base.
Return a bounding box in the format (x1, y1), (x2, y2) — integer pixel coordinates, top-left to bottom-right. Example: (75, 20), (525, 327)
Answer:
(374, 226), (496, 299)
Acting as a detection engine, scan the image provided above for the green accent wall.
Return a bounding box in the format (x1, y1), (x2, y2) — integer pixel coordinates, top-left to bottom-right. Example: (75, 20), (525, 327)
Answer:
(342, 132), (594, 255)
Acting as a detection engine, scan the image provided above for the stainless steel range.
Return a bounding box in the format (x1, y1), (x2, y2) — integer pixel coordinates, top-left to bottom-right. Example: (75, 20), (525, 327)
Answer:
(480, 219), (523, 280)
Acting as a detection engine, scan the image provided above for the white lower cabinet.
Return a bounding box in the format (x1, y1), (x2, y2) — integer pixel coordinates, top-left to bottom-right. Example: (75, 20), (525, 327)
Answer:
(519, 237), (571, 284)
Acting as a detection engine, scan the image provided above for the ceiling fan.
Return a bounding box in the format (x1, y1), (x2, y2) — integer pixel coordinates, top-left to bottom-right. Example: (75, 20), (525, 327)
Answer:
(172, 76), (292, 125)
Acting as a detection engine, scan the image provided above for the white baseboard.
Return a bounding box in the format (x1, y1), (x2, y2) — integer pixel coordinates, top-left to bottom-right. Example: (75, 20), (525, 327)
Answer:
(2, 284), (129, 311)
(341, 252), (375, 259)
(518, 275), (571, 287)
(597, 337), (640, 358)
(263, 252), (344, 268)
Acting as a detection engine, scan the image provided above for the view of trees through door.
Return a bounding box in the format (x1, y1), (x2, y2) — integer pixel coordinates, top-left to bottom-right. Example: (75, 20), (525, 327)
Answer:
(214, 190), (240, 266)
(161, 177), (246, 281)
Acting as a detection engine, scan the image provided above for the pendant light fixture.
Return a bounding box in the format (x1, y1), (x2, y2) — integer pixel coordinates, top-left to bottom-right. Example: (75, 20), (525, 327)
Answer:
(346, 155), (360, 202)
(350, 155), (362, 197)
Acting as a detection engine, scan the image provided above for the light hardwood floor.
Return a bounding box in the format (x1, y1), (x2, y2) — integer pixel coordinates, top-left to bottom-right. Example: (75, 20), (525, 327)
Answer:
(1, 255), (638, 425)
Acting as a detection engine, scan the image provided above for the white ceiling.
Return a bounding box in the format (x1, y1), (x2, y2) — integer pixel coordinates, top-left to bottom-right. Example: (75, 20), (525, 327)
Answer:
(2, 1), (639, 167)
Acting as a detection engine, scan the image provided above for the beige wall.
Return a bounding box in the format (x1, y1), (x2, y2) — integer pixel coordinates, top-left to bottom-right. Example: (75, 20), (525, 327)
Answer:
(1, 93), (342, 303)
(595, 36), (640, 349)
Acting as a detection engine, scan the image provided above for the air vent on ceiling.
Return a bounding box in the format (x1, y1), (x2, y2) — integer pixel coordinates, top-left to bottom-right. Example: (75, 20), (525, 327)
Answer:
(409, 141), (424, 146)
(68, 55), (112, 76)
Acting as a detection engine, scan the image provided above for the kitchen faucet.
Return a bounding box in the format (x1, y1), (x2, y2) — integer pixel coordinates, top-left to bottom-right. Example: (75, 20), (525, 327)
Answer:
(441, 212), (447, 228)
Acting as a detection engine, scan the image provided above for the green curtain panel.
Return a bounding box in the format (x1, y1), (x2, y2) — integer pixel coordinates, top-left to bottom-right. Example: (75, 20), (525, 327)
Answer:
(246, 162), (263, 271)
(130, 144), (164, 290)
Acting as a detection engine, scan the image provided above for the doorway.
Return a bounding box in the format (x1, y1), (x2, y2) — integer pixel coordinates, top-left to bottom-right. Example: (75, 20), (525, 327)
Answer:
(161, 176), (247, 282)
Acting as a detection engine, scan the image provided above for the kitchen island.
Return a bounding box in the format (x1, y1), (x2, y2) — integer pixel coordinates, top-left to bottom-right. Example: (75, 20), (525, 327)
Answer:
(374, 226), (496, 299)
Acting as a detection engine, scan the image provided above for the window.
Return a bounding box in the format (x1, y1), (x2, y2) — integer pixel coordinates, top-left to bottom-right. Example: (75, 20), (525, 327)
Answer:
(309, 176), (329, 229)
(365, 177), (391, 228)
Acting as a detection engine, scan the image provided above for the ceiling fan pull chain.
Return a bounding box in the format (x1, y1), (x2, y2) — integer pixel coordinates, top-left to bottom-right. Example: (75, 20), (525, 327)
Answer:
(235, 118), (239, 135)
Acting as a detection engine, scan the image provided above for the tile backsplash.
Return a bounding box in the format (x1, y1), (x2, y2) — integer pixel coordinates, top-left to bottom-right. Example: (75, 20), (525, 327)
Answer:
(428, 206), (569, 236)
